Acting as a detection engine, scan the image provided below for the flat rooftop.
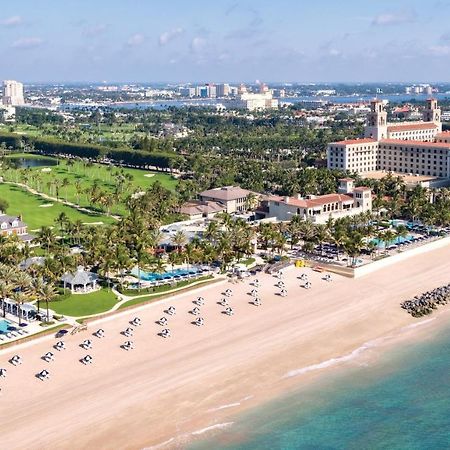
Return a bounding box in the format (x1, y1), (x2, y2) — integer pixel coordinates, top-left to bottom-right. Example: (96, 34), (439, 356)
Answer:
(361, 171), (439, 183)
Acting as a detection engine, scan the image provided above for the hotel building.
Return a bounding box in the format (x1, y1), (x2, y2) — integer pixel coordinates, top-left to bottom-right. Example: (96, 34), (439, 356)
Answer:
(257, 179), (372, 224)
(327, 99), (450, 180)
(2, 80), (25, 106)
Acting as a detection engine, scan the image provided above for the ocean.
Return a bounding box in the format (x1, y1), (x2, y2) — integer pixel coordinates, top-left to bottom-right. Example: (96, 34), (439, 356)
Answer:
(189, 316), (450, 450)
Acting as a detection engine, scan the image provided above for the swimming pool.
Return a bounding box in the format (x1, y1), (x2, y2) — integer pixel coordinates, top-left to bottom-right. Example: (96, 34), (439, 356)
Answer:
(131, 267), (201, 282)
(0, 319), (11, 333)
(371, 235), (415, 248)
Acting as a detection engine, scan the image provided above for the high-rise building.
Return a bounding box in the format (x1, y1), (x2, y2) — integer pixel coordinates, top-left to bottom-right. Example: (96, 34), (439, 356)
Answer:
(2, 80), (25, 106)
(216, 83), (230, 97)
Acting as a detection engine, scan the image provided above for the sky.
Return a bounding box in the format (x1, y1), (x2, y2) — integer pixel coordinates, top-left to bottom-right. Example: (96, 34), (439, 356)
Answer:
(1, 0), (450, 83)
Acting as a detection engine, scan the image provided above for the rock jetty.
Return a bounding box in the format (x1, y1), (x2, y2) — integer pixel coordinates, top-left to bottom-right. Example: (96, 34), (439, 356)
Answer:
(401, 284), (450, 317)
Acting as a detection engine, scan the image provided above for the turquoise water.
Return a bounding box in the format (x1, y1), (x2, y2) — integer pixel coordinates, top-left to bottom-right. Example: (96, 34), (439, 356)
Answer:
(0, 319), (11, 333)
(371, 235), (415, 248)
(190, 319), (450, 450)
(131, 267), (200, 282)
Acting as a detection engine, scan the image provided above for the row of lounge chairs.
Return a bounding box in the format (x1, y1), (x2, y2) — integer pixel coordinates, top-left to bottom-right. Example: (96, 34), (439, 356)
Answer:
(0, 327), (29, 341)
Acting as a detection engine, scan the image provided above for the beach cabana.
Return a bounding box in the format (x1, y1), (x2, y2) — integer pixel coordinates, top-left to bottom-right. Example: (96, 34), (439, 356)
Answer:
(62, 266), (99, 293)
(0, 299), (37, 321)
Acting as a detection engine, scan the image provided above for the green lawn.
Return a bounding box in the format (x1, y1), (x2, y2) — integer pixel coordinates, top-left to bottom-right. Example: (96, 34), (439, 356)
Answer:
(0, 183), (114, 230)
(118, 276), (217, 310)
(50, 288), (119, 317)
(4, 155), (178, 216)
(9, 122), (146, 146)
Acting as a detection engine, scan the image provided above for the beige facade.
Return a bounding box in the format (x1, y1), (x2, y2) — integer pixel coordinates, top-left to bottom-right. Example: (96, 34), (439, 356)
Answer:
(2, 80), (25, 106)
(328, 99), (450, 179)
(198, 186), (258, 214)
(262, 180), (372, 224)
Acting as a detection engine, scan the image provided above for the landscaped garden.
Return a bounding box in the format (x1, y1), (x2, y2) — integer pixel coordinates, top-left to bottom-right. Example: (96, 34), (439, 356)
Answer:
(3, 153), (178, 216)
(50, 288), (119, 317)
(0, 183), (114, 230)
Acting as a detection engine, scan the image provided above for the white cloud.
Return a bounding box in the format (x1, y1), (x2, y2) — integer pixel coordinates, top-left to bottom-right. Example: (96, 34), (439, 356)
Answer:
(190, 36), (207, 53)
(82, 24), (107, 37)
(11, 37), (44, 49)
(159, 27), (184, 46)
(328, 48), (342, 57)
(127, 33), (145, 47)
(430, 45), (450, 56)
(372, 9), (416, 26)
(0, 16), (22, 27)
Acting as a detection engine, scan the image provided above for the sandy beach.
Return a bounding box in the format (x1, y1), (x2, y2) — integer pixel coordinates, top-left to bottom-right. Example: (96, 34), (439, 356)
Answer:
(1, 245), (450, 450)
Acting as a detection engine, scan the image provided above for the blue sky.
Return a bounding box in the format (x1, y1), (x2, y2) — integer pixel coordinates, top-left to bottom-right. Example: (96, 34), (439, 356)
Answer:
(1, 0), (450, 83)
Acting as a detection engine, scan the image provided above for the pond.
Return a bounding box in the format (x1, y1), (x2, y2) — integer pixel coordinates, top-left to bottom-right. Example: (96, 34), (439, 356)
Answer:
(7, 156), (59, 169)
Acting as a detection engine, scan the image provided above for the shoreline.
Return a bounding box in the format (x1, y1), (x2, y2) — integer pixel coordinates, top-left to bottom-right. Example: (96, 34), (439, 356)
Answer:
(1, 245), (450, 449)
(152, 312), (449, 449)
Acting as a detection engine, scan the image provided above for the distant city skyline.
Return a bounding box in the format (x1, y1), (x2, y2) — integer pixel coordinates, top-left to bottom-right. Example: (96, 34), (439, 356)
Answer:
(1, 0), (450, 83)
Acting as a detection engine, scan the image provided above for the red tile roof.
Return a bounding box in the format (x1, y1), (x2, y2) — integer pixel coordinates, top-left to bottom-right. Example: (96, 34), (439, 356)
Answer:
(330, 138), (377, 146)
(380, 139), (450, 149)
(274, 193), (355, 209)
(387, 123), (437, 132)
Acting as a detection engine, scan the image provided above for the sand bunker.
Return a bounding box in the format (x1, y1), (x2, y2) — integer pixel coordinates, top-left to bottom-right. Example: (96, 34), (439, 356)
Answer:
(144, 173), (155, 178)
(39, 203), (53, 208)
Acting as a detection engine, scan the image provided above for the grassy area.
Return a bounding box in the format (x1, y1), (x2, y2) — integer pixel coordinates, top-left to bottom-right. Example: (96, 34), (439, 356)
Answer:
(118, 276), (217, 310)
(50, 288), (119, 317)
(4, 154), (178, 216)
(240, 257), (256, 266)
(0, 183), (114, 230)
(10, 122), (146, 147)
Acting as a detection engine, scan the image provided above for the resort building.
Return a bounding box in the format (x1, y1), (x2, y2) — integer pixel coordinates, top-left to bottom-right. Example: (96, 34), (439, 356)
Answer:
(0, 214), (33, 242)
(327, 99), (450, 181)
(198, 186), (259, 214)
(257, 179), (372, 224)
(178, 200), (225, 220)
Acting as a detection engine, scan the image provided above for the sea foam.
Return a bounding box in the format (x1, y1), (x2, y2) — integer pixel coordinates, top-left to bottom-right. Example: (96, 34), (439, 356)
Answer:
(284, 317), (437, 378)
(191, 422), (234, 435)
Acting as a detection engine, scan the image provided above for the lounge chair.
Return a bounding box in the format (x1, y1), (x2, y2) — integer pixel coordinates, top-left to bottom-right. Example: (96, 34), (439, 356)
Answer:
(10, 355), (22, 366)
(80, 339), (92, 350)
(37, 369), (50, 381)
(54, 341), (66, 351)
(81, 355), (93, 365)
(43, 352), (55, 362)
(122, 341), (134, 350)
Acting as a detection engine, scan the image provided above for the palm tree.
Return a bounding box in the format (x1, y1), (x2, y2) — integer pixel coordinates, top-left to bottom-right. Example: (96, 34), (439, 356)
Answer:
(55, 212), (69, 237)
(171, 230), (187, 253)
(61, 177), (70, 202)
(12, 271), (32, 325)
(39, 283), (58, 322)
(38, 226), (56, 253)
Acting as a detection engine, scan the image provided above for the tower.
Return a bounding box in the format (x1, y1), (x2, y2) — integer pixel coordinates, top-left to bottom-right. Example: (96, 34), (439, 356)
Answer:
(364, 99), (387, 140)
(423, 99), (442, 132)
(2, 80), (25, 106)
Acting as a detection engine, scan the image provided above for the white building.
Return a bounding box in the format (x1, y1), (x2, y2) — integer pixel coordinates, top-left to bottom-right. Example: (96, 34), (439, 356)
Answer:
(199, 186), (259, 214)
(228, 92), (278, 111)
(327, 99), (450, 179)
(2, 80), (25, 106)
(259, 179), (372, 224)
